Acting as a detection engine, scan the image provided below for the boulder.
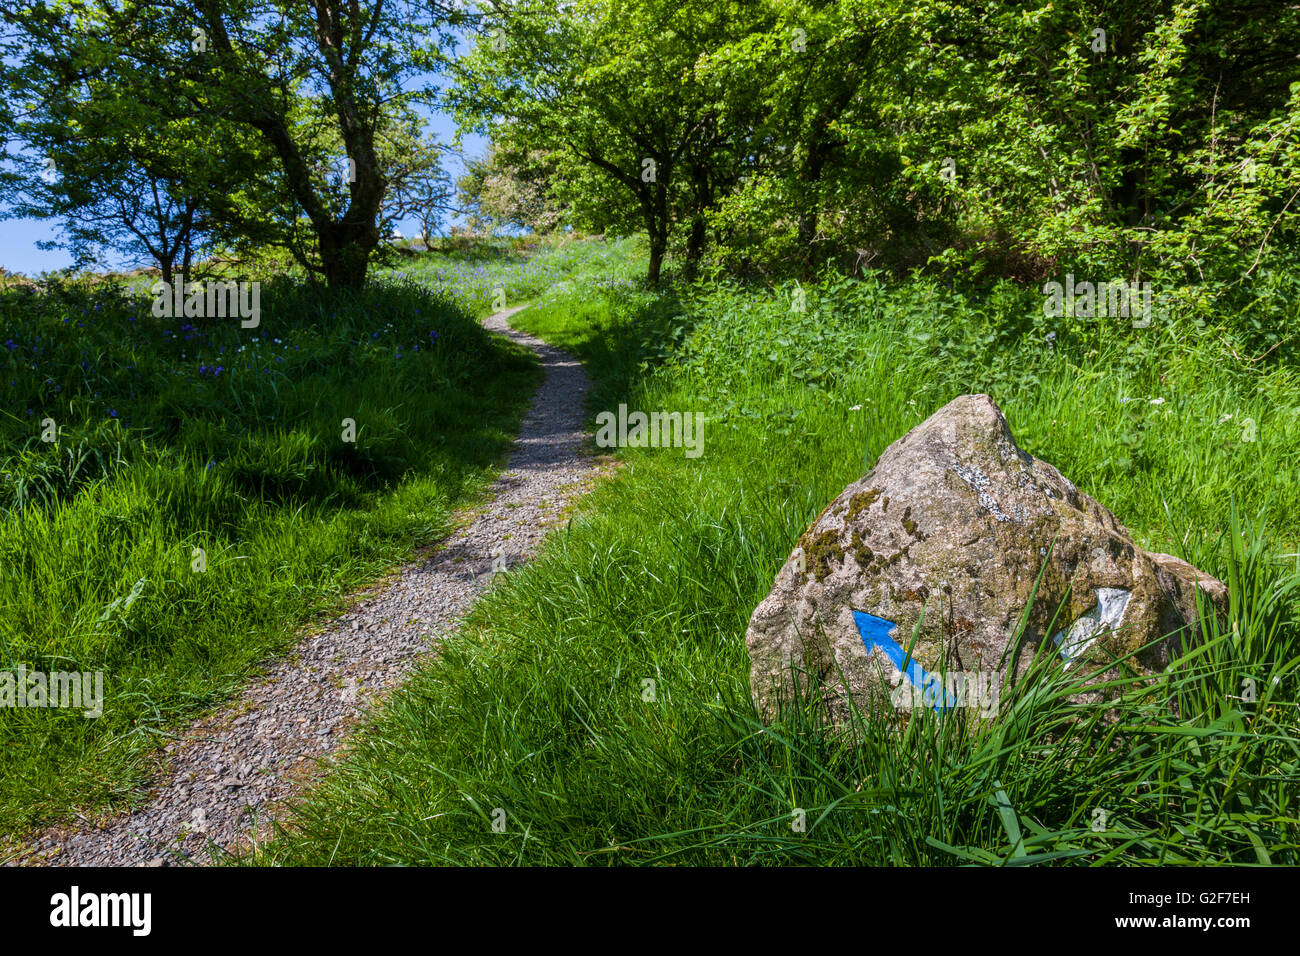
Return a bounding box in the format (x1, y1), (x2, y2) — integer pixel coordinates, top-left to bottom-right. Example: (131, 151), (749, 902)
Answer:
(746, 394), (1227, 722)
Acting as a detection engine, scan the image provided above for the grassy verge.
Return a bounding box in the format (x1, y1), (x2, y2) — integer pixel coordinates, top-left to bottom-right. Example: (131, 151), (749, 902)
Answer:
(248, 261), (1300, 865)
(0, 238), (636, 837)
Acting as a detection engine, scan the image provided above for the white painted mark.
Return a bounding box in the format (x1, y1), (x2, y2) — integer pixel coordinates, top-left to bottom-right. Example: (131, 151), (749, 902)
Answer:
(1053, 587), (1131, 662)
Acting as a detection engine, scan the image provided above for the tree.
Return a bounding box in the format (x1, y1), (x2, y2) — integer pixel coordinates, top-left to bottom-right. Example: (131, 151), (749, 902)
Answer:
(450, 0), (755, 284)
(37, 160), (203, 283)
(457, 138), (567, 236)
(385, 135), (457, 248)
(927, 0), (1300, 287)
(2, 0), (469, 288)
(0, 16), (276, 282)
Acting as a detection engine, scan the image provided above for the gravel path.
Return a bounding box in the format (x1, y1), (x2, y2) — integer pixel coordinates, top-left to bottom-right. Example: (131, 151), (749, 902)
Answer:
(4, 304), (601, 867)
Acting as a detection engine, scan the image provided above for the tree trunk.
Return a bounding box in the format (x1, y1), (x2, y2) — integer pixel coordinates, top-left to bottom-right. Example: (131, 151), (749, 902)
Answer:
(684, 165), (711, 279)
(179, 199), (196, 281)
(647, 229), (666, 286)
(641, 179), (670, 287)
(319, 224), (378, 289)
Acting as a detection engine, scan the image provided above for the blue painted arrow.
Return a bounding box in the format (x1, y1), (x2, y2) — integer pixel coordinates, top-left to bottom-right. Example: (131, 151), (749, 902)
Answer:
(852, 610), (955, 713)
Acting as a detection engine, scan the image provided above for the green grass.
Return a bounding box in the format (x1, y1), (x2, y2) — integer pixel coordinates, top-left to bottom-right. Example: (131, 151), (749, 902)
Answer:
(0, 237), (638, 838)
(383, 233), (641, 318)
(246, 262), (1300, 866)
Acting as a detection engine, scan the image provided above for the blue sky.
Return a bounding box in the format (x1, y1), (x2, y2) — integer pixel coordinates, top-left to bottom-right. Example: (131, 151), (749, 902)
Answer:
(1, 82), (487, 277)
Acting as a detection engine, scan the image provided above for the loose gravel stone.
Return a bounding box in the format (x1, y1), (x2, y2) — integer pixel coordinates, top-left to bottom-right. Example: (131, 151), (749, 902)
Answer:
(3, 305), (603, 868)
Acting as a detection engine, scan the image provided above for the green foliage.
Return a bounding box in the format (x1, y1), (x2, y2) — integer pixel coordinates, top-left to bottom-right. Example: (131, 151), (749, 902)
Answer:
(457, 139), (569, 237)
(1, 0), (472, 287)
(251, 257), (1300, 866)
(0, 260), (545, 834)
(449, 0), (757, 284)
(1, 0), (1298, 868)
(446, 0), (1300, 295)
(913, 0), (1300, 289)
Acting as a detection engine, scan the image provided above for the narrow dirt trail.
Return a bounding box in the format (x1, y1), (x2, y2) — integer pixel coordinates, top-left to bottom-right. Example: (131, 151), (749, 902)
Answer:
(5, 305), (599, 867)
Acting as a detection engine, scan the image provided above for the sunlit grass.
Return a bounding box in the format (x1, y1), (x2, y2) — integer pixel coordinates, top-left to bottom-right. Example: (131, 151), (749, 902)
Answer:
(248, 267), (1300, 865)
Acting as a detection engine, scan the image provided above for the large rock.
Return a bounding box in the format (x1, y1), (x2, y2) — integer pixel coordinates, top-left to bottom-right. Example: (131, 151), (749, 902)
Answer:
(746, 394), (1227, 722)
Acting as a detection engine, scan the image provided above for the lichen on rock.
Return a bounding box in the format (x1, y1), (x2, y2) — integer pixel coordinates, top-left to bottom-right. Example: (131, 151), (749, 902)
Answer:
(746, 394), (1228, 724)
